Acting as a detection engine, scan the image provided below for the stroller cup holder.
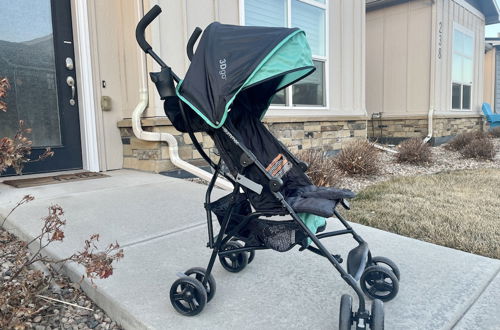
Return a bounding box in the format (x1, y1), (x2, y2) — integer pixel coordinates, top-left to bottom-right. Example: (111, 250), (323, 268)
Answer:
(149, 67), (176, 100)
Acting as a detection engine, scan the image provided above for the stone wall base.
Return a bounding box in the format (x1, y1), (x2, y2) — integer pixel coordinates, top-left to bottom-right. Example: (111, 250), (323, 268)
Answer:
(118, 119), (368, 173)
(368, 116), (484, 145)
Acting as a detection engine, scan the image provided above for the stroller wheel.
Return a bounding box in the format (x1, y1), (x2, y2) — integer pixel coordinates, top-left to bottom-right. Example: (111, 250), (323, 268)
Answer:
(339, 294), (353, 330)
(370, 299), (384, 330)
(218, 241), (248, 273)
(184, 267), (217, 302)
(360, 265), (399, 302)
(370, 256), (400, 281)
(170, 277), (207, 316)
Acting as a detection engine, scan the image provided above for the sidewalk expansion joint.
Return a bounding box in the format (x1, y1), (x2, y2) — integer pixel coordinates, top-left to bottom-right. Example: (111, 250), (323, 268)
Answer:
(450, 264), (500, 329)
(120, 222), (207, 249)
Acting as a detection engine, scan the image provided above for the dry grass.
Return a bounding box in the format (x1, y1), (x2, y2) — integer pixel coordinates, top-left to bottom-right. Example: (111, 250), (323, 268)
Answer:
(345, 169), (500, 259)
(395, 138), (433, 165)
(334, 140), (380, 176)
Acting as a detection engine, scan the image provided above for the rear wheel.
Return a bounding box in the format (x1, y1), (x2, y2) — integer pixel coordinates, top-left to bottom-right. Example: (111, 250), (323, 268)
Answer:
(370, 299), (384, 330)
(339, 294), (353, 330)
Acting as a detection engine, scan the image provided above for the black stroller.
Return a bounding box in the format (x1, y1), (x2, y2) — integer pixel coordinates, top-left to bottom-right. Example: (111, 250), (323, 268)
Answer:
(136, 6), (400, 330)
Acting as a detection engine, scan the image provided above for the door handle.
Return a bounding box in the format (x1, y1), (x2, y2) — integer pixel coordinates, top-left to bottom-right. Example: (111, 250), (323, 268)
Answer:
(66, 76), (76, 106)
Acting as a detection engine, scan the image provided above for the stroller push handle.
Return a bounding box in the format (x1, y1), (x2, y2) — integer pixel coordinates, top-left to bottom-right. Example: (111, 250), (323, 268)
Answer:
(187, 27), (203, 62)
(136, 5), (161, 53)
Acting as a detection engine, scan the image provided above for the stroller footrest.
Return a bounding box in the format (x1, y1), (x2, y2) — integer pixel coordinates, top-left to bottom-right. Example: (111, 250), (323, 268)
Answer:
(347, 242), (369, 281)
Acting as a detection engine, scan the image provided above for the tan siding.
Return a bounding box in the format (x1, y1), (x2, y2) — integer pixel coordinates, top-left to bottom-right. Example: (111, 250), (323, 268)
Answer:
(365, 0), (432, 116)
(484, 48), (496, 107)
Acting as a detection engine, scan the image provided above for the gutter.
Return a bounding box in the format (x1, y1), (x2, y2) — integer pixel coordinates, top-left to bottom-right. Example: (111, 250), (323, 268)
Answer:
(132, 2), (232, 191)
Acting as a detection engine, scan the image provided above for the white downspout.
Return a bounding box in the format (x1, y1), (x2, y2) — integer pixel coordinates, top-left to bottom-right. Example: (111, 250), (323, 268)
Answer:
(132, 2), (232, 191)
(424, 0), (437, 144)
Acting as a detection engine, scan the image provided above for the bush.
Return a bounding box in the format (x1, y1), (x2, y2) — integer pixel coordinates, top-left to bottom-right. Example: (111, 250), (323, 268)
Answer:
(395, 138), (433, 165)
(460, 138), (496, 160)
(333, 140), (380, 176)
(488, 127), (500, 138)
(445, 131), (487, 151)
(297, 149), (341, 187)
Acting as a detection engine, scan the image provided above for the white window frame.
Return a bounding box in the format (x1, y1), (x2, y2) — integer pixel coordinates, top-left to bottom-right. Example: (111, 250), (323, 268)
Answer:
(239, 0), (329, 114)
(451, 23), (474, 111)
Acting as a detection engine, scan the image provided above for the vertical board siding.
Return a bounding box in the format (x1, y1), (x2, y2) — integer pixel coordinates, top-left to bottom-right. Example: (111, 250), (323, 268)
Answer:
(365, 0), (432, 116)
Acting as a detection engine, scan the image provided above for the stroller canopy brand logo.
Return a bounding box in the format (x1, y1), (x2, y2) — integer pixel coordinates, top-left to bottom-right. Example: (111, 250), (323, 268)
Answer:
(219, 59), (227, 80)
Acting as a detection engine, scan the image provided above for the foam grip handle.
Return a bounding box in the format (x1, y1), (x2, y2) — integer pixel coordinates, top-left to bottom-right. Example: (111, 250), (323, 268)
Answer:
(187, 27), (203, 61)
(136, 5), (162, 52)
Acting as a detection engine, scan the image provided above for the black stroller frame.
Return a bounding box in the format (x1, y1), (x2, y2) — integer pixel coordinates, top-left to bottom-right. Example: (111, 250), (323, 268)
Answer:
(136, 6), (400, 330)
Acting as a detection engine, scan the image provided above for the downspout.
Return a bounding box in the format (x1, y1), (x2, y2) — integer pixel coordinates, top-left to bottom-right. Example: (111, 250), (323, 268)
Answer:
(424, 0), (437, 144)
(132, 2), (232, 191)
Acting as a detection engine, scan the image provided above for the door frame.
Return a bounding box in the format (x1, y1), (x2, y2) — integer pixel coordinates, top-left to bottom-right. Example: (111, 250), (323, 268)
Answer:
(71, 0), (103, 172)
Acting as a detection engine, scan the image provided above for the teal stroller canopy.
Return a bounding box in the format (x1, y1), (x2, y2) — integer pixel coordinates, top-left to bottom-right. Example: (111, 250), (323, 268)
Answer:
(176, 22), (315, 129)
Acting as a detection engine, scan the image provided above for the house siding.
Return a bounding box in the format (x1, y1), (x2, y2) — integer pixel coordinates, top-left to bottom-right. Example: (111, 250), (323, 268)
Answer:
(366, 0), (433, 116)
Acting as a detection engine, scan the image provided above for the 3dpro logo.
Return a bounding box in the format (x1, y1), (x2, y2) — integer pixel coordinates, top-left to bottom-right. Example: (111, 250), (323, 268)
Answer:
(219, 59), (227, 80)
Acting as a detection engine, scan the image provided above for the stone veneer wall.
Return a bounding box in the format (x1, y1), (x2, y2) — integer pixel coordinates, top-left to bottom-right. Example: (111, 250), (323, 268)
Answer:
(367, 115), (484, 144)
(118, 119), (367, 173)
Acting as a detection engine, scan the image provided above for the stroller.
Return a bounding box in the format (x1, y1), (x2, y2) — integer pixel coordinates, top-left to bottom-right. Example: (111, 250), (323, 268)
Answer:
(136, 6), (400, 330)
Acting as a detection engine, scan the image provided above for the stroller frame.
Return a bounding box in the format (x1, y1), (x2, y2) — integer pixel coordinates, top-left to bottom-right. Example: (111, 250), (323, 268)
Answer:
(136, 5), (399, 329)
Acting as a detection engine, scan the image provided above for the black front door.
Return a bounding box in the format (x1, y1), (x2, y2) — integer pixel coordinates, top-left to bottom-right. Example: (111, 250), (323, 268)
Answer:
(0, 0), (82, 175)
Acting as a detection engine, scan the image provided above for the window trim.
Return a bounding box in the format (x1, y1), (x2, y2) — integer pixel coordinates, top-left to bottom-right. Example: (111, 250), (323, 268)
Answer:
(239, 0), (330, 114)
(451, 23), (474, 111)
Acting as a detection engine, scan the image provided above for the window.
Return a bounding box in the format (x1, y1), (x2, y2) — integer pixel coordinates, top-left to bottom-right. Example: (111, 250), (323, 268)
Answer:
(243, 0), (327, 108)
(452, 26), (474, 110)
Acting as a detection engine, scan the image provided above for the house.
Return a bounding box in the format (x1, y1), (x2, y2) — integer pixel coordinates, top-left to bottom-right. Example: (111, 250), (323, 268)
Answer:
(365, 0), (500, 144)
(0, 0), (368, 176)
(484, 36), (500, 114)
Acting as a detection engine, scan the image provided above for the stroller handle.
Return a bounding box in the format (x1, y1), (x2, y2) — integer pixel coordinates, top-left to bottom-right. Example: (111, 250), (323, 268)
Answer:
(136, 5), (162, 53)
(187, 27), (203, 61)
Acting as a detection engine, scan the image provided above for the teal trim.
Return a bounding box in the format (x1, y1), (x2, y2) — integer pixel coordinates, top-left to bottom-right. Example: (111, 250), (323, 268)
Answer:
(176, 29), (314, 128)
(176, 80), (219, 129)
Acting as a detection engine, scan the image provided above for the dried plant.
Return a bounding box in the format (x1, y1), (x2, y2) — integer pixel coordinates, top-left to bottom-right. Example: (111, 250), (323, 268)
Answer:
(488, 127), (500, 138)
(297, 149), (341, 187)
(0, 77), (10, 112)
(445, 131), (487, 151)
(460, 138), (496, 160)
(395, 138), (433, 165)
(333, 140), (380, 176)
(0, 196), (124, 328)
(0, 78), (54, 175)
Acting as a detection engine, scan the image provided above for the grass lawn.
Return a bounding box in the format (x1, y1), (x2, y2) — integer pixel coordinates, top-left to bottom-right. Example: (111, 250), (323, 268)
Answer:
(345, 169), (500, 259)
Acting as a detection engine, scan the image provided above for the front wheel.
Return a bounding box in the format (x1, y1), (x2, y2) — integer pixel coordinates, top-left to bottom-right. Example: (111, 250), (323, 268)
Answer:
(339, 294), (353, 330)
(218, 241), (248, 273)
(370, 299), (384, 330)
(360, 265), (399, 302)
(170, 277), (207, 316)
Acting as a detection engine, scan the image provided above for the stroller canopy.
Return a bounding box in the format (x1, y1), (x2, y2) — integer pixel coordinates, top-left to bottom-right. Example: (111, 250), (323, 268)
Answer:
(176, 22), (315, 129)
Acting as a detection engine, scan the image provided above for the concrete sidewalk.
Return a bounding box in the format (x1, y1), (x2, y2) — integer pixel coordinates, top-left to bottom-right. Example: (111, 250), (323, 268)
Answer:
(1, 169), (499, 330)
